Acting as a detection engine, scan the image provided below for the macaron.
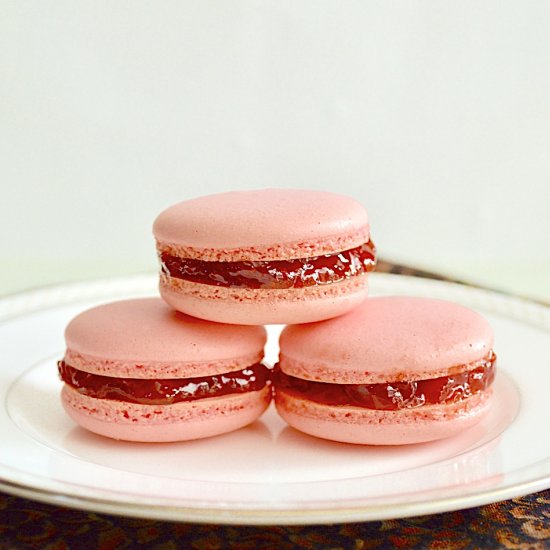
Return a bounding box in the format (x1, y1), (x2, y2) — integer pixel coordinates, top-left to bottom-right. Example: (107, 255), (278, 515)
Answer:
(275, 296), (496, 445)
(58, 298), (271, 442)
(153, 189), (376, 325)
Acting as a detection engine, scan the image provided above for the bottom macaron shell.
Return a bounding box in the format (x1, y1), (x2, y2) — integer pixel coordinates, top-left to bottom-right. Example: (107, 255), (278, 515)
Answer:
(274, 389), (493, 445)
(62, 385), (272, 443)
(159, 276), (369, 325)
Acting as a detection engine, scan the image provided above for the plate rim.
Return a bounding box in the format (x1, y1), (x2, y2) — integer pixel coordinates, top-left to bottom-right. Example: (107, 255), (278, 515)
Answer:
(0, 273), (549, 525)
(1, 467), (549, 525)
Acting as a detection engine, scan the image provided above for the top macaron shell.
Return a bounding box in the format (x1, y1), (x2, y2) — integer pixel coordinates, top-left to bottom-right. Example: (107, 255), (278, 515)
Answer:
(279, 296), (494, 384)
(64, 298), (267, 379)
(153, 189), (370, 260)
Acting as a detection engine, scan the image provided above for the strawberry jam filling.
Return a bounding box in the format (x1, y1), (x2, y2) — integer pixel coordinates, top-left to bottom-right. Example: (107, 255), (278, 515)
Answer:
(58, 361), (270, 405)
(275, 353), (496, 411)
(160, 240), (376, 289)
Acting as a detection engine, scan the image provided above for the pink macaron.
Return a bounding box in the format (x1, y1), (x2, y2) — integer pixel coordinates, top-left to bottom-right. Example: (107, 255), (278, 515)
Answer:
(58, 298), (271, 442)
(275, 296), (496, 445)
(153, 189), (376, 325)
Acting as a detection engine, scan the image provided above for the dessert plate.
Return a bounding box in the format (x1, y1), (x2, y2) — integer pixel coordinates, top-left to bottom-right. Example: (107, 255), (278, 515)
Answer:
(0, 273), (549, 525)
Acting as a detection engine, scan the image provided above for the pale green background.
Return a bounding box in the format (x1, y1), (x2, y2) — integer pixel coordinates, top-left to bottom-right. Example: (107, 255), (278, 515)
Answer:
(1, 1), (549, 302)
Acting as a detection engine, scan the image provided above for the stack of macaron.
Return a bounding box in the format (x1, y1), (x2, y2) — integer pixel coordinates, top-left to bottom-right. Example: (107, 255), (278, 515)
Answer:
(58, 189), (496, 445)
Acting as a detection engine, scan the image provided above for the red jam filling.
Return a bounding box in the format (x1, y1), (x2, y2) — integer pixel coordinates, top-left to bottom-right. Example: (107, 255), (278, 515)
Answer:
(58, 361), (270, 405)
(275, 353), (496, 411)
(160, 240), (376, 289)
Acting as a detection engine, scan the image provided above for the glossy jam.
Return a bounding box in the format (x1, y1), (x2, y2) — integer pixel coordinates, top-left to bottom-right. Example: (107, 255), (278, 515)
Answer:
(58, 361), (270, 405)
(275, 353), (496, 411)
(160, 240), (376, 289)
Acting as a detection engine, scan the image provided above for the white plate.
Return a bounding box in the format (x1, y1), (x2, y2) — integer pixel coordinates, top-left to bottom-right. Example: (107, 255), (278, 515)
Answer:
(0, 273), (549, 525)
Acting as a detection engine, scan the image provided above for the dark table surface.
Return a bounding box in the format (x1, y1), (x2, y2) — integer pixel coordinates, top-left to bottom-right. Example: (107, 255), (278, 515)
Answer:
(1, 490), (549, 549)
(1, 262), (549, 549)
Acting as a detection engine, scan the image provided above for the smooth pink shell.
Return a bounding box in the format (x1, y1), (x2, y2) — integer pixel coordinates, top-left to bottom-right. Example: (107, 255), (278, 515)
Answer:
(62, 385), (272, 443)
(159, 276), (369, 325)
(279, 296), (494, 383)
(64, 298), (266, 378)
(153, 189), (369, 252)
(275, 389), (492, 445)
